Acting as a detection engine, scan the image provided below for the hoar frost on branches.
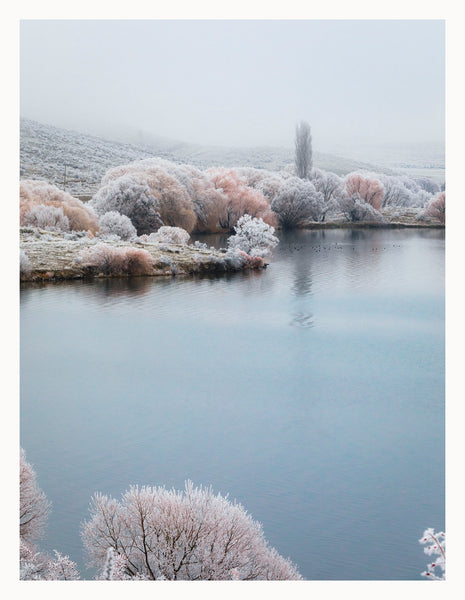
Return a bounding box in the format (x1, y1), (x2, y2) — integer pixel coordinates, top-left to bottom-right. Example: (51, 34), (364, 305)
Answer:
(227, 214), (279, 258)
(419, 528), (445, 580)
(91, 175), (163, 235)
(20, 448), (79, 580)
(20, 448), (50, 542)
(81, 480), (302, 580)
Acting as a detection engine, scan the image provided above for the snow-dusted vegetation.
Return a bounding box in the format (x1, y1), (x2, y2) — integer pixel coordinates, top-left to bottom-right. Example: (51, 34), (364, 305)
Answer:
(20, 449), (301, 580)
(20, 449), (79, 580)
(20, 179), (99, 233)
(18, 120), (445, 284)
(228, 215), (279, 258)
(97, 211), (137, 241)
(81, 480), (302, 580)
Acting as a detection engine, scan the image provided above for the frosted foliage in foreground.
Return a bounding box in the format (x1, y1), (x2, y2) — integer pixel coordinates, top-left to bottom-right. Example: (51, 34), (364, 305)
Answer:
(98, 211), (137, 241)
(227, 215), (279, 258)
(419, 528), (445, 580)
(82, 480), (302, 580)
(20, 449), (50, 542)
(147, 225), (190, 245)
(20, 539), (79, 580)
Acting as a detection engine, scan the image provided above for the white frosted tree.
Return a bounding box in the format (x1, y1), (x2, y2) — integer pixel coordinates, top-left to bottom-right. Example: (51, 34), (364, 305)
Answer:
(271, 177), (324, 227)
(82, 481), (301, 580)
(227, 214), (279, 257)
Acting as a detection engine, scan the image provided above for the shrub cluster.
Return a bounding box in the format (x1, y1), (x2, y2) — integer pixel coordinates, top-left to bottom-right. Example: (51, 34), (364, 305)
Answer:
(20, 180), (99, 233)
(79, 244), (153, 276)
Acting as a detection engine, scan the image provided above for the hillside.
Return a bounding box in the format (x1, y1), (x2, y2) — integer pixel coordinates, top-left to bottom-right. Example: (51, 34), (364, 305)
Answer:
(20, 118), (398, 197)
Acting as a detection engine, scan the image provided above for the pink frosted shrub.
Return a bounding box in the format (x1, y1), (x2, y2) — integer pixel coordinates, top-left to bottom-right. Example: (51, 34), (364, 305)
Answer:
(22, 204), (70, 232)
(344, 173), (385, 211)
(147, 225), (190, 245)
(98, 211), (137, 241)
(207, 168), (274, 231)
(20, 180), (99, 233)
(80, 244), (153, 276)
(423, 192), (445, 224)
(81, 480), (302, 580)
(123, 248), (154, 275)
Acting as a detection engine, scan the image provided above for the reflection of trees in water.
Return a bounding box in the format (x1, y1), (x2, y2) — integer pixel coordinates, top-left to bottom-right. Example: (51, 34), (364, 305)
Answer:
(288, 233), (315, 328)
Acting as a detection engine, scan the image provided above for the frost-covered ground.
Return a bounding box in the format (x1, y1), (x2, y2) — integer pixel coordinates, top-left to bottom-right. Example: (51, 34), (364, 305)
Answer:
(20, 118), (400, 197)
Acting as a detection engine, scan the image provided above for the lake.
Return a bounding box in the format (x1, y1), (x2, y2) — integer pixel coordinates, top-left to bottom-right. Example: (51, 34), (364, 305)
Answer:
(20, 227), (445, 580)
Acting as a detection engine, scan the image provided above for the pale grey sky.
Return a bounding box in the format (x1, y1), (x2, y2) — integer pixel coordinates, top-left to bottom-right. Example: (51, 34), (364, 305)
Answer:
(20, 20), (444, 152)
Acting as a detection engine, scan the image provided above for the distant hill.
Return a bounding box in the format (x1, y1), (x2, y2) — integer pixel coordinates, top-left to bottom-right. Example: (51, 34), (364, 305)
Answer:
(20, 118), (407, 197)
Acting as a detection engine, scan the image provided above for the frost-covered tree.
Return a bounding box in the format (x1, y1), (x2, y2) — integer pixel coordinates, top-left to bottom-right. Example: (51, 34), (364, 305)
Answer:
(20, 448), (79, 580)
(419, 528), (445, 580)
(294, 121), (313, 179)
(344, 173), (385, 210)
(147, 225), (190, 245)
(20, 180), (99, 233)
(207, 168), (274, 231)
(379, 175), (412, 208)
(81, 480), (301, 580)
(422, 191), (445, 224)
(98, 211), (137, 241)
(414, 177), (441, 195)
(227, 214), (279, 257)
(271, 177), (324, 228)
(20, 449), (50, 543)
(91, 175), (163, 235)
(311, 169), (343, 219)
(99, 159), (197, 233)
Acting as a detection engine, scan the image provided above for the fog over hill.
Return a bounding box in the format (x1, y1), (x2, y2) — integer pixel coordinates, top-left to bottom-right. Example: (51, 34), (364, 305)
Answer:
(20, 118), (443, 197)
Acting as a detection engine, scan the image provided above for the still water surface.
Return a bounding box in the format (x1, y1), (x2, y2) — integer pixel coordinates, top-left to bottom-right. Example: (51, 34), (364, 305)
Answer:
(20, 228), (445, 580)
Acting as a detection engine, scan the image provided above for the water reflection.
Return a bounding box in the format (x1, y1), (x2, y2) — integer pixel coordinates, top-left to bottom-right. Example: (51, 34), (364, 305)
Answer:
(288, 234), (315, 328)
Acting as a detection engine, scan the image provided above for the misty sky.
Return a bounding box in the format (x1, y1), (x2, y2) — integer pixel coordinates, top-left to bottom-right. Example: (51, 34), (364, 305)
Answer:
(20, 20), (444, 152)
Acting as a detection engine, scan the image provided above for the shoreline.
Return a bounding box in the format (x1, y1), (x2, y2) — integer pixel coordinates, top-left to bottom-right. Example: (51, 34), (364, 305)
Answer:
(19, 228), (266, 282)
